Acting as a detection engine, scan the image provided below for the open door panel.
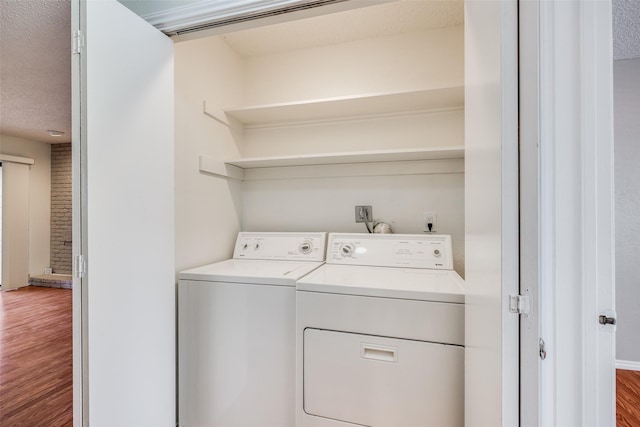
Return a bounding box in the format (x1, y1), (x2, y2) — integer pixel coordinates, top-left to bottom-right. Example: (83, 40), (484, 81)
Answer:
(74, 0), (175, 425)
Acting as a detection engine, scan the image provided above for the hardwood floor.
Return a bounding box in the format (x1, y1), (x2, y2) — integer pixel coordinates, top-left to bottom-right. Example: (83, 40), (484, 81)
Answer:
(618, 369), (640, 427)
(0, 286), (72, 427)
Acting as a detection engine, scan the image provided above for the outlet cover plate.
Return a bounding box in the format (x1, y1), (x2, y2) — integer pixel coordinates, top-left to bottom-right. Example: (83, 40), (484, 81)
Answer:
(423, 211), (437, 232)
(355, 205), (373, 223)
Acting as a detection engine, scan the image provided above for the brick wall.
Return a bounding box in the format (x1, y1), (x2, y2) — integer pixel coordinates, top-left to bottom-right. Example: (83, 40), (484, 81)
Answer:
(50, 143), (72, 274)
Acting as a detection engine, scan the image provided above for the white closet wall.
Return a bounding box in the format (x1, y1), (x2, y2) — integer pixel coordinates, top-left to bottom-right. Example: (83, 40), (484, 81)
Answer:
(174, 36), (244, 272)
(242, 172), (465, 276)
(243, 26), (464, 104)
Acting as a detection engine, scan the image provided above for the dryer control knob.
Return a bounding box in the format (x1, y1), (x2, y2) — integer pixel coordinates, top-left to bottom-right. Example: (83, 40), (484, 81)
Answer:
(340, 243), (355, 257)
(299, 241), (313, 254)
(433, 249), (441, 257)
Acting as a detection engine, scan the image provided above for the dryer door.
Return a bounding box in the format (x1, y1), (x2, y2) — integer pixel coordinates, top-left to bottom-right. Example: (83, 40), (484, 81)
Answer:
(303, 328), (464, 427)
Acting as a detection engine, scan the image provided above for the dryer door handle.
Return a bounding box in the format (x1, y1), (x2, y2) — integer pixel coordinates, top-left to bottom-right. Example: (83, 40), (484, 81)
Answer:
(360, 343), (398, 363)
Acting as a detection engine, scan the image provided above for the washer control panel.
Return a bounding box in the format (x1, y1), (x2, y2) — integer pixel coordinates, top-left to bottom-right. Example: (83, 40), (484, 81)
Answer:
(233, 232), (327, 261)
(328, 233), (453, 270)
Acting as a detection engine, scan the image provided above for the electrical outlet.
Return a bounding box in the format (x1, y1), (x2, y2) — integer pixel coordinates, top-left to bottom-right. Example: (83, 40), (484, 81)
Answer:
(355, 205), (373, 223)
(423, 211), (437, 232)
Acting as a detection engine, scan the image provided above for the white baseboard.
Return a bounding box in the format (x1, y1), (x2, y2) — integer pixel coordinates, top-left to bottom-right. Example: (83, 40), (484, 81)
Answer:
(616, 359), (640, 371)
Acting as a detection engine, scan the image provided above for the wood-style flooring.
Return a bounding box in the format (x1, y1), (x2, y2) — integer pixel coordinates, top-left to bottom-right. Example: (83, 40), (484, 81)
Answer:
(0, 286), (72, 427)
(0, 286), (639, 426)
(617, 369), (640, 427)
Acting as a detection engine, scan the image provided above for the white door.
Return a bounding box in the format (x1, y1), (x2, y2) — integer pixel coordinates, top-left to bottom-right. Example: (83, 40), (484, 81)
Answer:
(519, 1), (616, 426)
(72, 0), (175, 425)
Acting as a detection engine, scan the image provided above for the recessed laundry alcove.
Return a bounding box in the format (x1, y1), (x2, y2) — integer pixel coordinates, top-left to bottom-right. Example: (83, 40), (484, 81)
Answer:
(174, 0), (466, 276)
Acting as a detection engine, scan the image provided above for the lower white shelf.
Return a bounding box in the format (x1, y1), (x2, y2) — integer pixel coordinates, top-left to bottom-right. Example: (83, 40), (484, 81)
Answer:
(199, 147), (464, 180)
(226, 147), (464, 169)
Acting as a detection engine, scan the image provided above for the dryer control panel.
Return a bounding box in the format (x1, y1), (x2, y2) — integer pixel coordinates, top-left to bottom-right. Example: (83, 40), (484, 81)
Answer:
(233, 232), (327, 261)
(328, 233), (453, 270)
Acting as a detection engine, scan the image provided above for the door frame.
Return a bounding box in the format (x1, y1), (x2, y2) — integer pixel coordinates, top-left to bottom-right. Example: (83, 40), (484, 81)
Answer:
(518, 0), (540, 424)
(71, 0), (88, 425)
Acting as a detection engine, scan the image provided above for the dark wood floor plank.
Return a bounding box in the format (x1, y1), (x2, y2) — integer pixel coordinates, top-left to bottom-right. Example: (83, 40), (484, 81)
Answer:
(618, 369), (640, 427)
(0, 286), (72, 427)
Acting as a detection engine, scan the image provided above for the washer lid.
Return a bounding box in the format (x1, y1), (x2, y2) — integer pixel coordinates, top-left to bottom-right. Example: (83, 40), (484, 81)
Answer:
(179, 259), (324, 286)
(296, 264), (465, 303)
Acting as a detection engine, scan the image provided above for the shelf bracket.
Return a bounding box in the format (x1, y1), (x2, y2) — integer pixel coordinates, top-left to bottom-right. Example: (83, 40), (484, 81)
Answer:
(202, 101), (229, 125)
(199, 155), (244, 181)
(203, 101), (244, 133)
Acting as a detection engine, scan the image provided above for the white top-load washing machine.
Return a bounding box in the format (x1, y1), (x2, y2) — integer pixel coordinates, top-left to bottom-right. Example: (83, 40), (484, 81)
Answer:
(296, 233), (465, 427)
(178, 232), (327, 427)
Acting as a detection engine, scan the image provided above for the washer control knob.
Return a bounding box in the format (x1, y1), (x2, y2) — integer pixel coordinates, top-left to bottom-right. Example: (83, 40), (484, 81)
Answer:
(242, 243), (249, 250)
(299, 241), (313, 254)
(340, 243), (355, 257)
(433, 249), (441, 257)
(254, 243), (260, 250)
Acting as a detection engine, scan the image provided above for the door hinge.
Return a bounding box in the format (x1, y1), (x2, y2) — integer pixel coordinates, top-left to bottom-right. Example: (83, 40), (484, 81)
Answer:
(509, 294), (531, 315)
(74, 254), (86, 278)
(73, 30), (85, 55)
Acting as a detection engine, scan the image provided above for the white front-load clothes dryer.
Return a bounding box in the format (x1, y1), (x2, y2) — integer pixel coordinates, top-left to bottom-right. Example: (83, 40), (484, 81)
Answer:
(296, 233), (465, 427)
(178, 232), (327, 427)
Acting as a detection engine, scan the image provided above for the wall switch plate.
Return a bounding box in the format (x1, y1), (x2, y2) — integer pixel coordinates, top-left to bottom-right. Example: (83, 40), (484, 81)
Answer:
(423, 211), (437, 232)
(355, 205), (373, 223)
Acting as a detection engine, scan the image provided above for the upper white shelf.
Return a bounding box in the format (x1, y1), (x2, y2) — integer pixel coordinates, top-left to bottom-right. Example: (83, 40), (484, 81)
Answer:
(225, 146), (464, 169)
(224, 86), (464, 128)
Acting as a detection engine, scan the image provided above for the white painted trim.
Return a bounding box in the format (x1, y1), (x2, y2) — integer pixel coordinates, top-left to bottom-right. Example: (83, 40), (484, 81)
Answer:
(0, 154), (35, 165)
(616, 360), (640, 371)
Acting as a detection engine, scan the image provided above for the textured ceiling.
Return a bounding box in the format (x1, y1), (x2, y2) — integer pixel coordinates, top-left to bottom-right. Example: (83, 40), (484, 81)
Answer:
(0, 0), (72, 143)
(613, 0), (640, 60)
(220, 0), (464, 57)
(0, 0), (638, 146)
